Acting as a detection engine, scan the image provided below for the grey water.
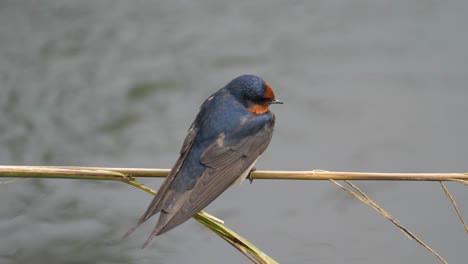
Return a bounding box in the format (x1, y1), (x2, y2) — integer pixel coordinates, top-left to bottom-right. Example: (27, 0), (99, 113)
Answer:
(1, 1), (468, 263)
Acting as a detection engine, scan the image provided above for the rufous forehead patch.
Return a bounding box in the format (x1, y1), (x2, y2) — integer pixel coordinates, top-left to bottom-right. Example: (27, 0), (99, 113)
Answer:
(264, 84), (275, 100)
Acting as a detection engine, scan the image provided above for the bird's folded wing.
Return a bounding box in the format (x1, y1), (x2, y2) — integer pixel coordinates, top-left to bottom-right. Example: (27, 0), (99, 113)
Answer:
(157, 124), (273, 233)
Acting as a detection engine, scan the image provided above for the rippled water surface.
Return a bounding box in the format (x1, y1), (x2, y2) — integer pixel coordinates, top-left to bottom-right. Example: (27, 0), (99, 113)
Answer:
(1, 1), (468, 263)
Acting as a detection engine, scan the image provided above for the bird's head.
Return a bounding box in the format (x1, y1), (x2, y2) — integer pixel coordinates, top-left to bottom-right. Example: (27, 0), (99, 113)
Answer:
(226, 75), (283, 114)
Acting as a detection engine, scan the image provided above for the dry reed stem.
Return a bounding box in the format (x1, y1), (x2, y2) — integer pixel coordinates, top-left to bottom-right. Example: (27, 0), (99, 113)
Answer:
(1, 166), (467, 264)
(440, 181), (468, 234)
(1, 166), (468, 182)
(0, 178), (24, 184)
(330, 180), (448, 264)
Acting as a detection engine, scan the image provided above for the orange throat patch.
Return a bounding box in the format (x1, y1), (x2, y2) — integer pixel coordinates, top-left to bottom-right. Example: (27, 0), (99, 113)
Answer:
(248, 104), (269, 114)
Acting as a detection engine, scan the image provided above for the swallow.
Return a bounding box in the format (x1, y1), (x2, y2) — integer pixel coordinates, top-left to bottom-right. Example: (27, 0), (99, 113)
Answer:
(124, 74), (282, 247)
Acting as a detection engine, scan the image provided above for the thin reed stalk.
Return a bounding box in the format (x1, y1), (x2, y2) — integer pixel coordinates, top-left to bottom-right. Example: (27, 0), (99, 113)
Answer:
(1, 165), (467, 264)
(1, 166), (468, 182)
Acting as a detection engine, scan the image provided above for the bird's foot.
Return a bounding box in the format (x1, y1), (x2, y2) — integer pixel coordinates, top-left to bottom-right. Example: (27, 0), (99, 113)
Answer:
(248, 167), (256, 184)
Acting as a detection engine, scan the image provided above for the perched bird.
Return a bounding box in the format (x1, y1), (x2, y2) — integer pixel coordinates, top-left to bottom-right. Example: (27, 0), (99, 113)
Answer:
(124, 74), (282, 247)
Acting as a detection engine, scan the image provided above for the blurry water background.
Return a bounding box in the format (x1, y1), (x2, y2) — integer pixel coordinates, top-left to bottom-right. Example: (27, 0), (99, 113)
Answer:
(1, 1), (468, 263)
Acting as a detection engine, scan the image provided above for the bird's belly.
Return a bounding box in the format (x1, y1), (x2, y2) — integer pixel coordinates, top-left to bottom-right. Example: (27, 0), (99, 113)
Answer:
(231, 157), (259, 187)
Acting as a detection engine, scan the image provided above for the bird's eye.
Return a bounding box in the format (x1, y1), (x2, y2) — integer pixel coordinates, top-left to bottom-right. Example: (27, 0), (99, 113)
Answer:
(256, 98), (270, 105)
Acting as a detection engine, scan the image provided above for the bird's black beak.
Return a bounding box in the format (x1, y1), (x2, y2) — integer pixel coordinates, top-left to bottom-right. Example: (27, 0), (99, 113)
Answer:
(271, 99), (283, 104)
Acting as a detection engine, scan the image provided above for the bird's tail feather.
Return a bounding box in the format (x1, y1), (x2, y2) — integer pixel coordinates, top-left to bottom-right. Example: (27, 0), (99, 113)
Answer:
(142, 224), (164, 248)
(122, 215), (149, 240)
(122, 204), (163, 240)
